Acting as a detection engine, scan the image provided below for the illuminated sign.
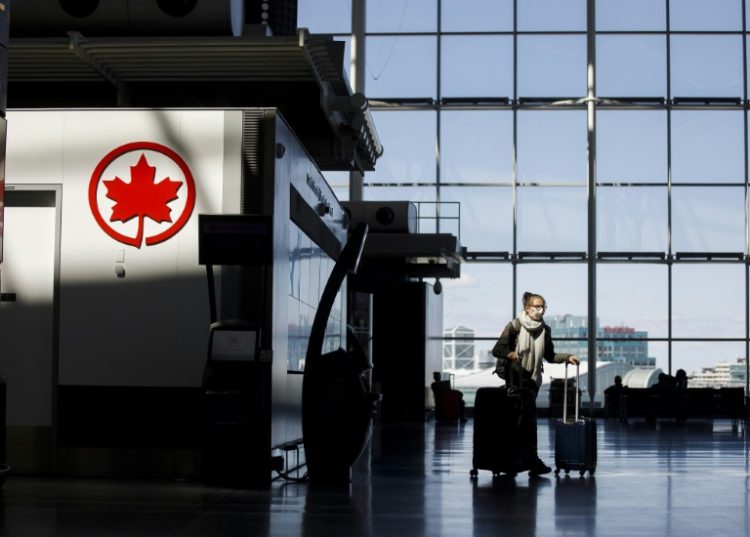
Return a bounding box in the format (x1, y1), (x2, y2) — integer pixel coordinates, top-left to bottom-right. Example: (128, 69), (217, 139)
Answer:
(89, 142), (196, 248)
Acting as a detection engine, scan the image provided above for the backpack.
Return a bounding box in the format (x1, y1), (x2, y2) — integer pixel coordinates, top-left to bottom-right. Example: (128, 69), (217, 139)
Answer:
(493, 318), (522, 381)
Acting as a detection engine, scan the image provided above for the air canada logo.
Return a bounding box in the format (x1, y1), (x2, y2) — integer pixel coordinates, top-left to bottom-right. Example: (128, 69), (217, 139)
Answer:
(89, 142), (196, 248)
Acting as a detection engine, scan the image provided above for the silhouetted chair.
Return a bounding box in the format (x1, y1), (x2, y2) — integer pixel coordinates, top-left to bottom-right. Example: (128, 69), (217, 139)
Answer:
(431, 373), (466, 422)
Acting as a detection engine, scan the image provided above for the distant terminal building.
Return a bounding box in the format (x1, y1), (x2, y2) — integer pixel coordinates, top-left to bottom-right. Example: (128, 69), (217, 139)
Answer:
(598, 326), (655, 366)
(548, 315), (589, 360)
(688, 358), (747, 389)
(547, 315), (655, 367)
(443, 325), (476, 370)
(444, 316), (656, 373)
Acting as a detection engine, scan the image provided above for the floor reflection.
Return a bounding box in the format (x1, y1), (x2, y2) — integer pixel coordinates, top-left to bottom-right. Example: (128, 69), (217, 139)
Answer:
(472, 474), (550, 536)
(0, 418), (747, 536)
(554, 475), (597, 536)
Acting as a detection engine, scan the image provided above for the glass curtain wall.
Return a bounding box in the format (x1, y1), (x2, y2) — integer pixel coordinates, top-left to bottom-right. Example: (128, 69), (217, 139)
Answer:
(298, 0), (750, 406)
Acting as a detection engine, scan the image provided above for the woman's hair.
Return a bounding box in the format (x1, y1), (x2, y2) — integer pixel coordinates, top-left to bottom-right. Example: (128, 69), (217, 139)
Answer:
(522, 292), (545, 308)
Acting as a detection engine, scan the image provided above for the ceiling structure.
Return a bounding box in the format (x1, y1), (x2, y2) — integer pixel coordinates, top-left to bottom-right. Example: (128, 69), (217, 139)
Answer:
(8, 30), (382, 172)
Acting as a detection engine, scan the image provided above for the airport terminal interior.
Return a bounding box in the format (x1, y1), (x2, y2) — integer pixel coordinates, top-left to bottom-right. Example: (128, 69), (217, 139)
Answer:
(1, 1), (750, 536)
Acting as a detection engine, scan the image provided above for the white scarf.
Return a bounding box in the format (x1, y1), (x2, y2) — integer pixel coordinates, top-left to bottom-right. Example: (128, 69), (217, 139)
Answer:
(516, 312), (547, 386)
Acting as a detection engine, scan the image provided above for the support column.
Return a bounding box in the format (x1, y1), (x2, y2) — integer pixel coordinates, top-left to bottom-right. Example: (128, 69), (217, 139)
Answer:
(586, 0), (597, 407)
(349, 0), (366, 202)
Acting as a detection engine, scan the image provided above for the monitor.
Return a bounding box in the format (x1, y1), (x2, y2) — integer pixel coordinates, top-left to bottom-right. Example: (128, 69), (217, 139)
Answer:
(210, 328), (258, 362)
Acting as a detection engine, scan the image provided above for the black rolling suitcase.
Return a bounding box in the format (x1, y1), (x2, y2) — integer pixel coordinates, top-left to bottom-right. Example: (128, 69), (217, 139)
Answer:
(554, 363), (597, 477)
(470, 386), (531, 477)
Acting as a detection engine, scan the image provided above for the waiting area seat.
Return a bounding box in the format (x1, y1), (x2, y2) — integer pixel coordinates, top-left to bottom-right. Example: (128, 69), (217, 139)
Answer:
(606, 387), (747, 427)
(431, 373), (466, 423)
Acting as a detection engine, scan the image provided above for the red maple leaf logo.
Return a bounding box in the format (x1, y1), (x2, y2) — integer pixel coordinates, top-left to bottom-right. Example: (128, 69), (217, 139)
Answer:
(103, 154), (182, 248)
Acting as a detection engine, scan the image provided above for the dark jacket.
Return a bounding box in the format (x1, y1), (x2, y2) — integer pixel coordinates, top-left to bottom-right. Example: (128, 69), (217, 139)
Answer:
(492, 319), (571, 384)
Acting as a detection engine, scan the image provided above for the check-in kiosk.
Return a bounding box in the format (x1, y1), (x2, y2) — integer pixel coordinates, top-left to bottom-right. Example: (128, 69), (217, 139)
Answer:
(202, 319), (267, 486)
(198, 214), (274, 486)
(196, 106), (354, 485)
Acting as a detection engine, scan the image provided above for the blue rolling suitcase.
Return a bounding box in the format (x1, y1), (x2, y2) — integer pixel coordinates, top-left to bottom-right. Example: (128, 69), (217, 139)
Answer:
(554, 364), (597, 477)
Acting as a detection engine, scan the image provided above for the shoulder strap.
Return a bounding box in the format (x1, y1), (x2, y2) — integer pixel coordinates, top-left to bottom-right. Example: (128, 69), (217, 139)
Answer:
(511, 318), (521, 332)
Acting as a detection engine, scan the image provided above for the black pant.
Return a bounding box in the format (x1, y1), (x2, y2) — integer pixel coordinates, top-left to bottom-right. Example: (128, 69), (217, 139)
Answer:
(509, 374), (541, 460)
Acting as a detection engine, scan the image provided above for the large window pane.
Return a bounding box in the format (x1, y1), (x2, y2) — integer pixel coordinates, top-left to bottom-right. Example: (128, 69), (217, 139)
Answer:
(366, 36), (436, 98)
(442, 265), (512, 405)
(441, 0), (513, 32)
(297, 0), (351, 33)
(441, 36), (513, 98)
(672, 264), (745, 338)
(597, 111), (667, 183)
(597, 187), (668, 252)
(598, 264), (668, 338)
(367, 0), (437, 32)
(346, 0), (750, 390)
(672, 187), (745, 253)
(440, 186), (513, 252)
(369, 111), (436, 182)
(670, 36), (743, 98)
(671, 110), (744, 183)
(596, 0), (665, 31)
(596, 35), (666, 98)
(672, 342), (747, 388)
(517, 187), (587, 252)
(518, 111), (587, 184)
(324, 171), (350, 202)
(517, 0), (586, 31)
(670, 0), (743, 31)
(440, 111), (513, 183)
(443, 263), (513, 338)
(517, 264), (587, 319)
(644, 342), (669, 378)
(518, 36), (587, 98)
(331, 184), (348, 203)
(435, 197), (461, 237)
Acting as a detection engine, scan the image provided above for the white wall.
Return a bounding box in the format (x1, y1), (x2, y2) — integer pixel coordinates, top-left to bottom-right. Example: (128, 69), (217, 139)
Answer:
(5, 109), (231, 388)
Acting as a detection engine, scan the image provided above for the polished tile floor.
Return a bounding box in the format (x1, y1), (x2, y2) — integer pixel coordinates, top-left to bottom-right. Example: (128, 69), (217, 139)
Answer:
(0, 418), (748, 536)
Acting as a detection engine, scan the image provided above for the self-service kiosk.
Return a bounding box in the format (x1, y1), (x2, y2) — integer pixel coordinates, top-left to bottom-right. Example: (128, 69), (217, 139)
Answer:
(202, 320), (268, 486)
(199, 216), (375, 486)
(199, 214), (273, 486)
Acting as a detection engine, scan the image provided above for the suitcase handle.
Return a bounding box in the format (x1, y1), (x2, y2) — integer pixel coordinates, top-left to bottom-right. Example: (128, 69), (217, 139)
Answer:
(563, 362), (580, 423)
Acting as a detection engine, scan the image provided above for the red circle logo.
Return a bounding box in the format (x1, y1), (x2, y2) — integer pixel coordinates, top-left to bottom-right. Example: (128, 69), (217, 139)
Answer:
(89, 142), (196, 248)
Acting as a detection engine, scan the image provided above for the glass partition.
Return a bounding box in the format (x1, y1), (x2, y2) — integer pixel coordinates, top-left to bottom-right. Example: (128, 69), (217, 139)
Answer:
(357, 0), (749, 402)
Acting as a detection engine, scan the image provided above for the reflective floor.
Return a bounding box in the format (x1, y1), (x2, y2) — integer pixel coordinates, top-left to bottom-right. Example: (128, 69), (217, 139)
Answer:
(1, 418), (748, 536)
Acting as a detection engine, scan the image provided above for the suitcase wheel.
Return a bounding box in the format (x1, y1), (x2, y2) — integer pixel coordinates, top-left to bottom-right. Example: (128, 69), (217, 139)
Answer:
(470, 469), (478, 478)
